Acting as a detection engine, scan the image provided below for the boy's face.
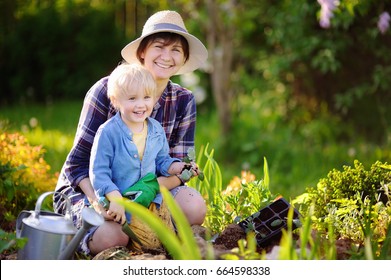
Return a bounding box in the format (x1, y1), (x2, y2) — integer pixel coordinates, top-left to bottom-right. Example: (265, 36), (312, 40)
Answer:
(115, 88), (154, 131)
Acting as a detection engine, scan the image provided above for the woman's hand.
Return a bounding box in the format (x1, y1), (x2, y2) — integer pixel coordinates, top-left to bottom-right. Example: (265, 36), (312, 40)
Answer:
(168, 161), (187, 175)
(91, 200), (110, 218)
(187, 161), (201, 177)
(168, 161), (200, 177)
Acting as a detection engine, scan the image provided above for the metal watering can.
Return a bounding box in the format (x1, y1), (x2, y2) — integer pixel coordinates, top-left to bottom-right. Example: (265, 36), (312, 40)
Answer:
(16, 191), (104, 260)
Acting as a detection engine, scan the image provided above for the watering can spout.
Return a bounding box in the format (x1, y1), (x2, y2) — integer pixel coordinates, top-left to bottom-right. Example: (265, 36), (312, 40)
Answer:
(58, 207), (104, 260)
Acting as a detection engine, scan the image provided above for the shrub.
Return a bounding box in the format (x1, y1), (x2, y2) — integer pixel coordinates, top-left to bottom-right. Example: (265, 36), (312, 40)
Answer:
(0, 131), (57, 231)
(294, 160), (391, 246)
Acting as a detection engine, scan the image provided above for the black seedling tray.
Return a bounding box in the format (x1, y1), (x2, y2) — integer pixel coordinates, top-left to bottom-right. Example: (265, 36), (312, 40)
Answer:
(238, 197), (301, 247)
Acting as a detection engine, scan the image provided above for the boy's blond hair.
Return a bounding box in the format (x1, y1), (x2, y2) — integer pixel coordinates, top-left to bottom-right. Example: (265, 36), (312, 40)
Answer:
(107, 63), (156, 109)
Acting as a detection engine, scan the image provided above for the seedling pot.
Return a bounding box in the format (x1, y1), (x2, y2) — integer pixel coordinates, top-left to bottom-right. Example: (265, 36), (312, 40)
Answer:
(238, 197), (301, 247)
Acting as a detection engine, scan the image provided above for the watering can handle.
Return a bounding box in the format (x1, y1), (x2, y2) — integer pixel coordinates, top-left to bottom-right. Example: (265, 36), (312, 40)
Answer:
(34, 191), (72, 220)
(16, 210), (32, 238)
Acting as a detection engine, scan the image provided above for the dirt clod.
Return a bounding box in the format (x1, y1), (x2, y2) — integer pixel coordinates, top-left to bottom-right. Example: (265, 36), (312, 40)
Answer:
(214, 224), (246, 249)
(335, 238), (355, 260)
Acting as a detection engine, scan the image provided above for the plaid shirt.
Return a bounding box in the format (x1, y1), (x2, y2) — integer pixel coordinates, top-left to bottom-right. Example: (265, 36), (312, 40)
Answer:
(55, 77), (196, 192)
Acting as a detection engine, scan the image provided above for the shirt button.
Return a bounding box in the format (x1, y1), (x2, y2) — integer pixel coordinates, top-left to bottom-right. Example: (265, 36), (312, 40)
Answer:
(134, 154), (138, 158)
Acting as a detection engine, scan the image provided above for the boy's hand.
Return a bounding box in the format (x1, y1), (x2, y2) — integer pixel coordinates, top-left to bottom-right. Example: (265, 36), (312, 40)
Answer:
(106, 190), (126, 224)
(107, 200), (126, 225)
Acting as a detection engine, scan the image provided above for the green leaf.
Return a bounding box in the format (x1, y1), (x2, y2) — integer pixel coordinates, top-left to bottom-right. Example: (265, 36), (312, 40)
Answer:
(263, 157), (270, 189)
(118, 198), (186, 260)
(161, 187), (201, 260)
(270, 219), (283, 227)
(187, 147), (196, 161)
(118, 187), (202, 260)
(198, 171), (204, 181)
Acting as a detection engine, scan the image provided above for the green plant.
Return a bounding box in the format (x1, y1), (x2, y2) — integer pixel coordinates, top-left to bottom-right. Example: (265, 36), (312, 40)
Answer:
(189, 148), (279, 235)
(188, 144), (222, 201)
(275, 204), (337, 260)
(0, 229), (27, 255)
(0, 131), (57, 231)
(224, 158), (278, 223)
(119, 187), (201, 260)
(216, 158), (278, 235)
(180, 147), (204, 182)
(293, 160), (391, 257)
(361, 210), (391, 260)
(187, 144), (225, 234)
(343, 193), (391, 260)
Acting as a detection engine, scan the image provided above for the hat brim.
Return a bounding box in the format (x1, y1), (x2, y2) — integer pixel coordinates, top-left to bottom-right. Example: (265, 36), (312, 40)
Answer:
(121, 29), (208, 75)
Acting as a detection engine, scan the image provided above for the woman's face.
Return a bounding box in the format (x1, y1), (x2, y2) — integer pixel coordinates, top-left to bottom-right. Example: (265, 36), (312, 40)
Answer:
(140, 38), (186, 82)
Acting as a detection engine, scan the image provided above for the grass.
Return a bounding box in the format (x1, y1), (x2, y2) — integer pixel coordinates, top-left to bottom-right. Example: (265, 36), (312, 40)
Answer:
(0, 100), (81, 174)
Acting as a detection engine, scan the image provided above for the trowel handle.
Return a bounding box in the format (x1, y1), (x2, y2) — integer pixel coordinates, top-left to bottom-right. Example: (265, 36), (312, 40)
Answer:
(34, 191), (72, 220)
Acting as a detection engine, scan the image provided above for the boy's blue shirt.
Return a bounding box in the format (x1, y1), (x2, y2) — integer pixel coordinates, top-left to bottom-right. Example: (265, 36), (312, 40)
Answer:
(89, 112), (180, 197)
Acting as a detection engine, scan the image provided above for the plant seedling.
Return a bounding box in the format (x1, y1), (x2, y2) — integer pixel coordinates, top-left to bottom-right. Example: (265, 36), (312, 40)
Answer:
(270, 219), (283, 227)
(180, 148), (204, 181)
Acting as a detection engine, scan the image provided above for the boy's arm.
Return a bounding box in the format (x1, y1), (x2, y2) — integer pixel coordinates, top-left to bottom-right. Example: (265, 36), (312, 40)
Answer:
(157, 175), (183, 190)
(79, 177), (111, 220)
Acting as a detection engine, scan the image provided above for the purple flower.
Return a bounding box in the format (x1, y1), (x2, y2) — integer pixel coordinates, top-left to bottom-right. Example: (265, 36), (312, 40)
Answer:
(378, 12), (390, 34)
(318, 0), (338, 28)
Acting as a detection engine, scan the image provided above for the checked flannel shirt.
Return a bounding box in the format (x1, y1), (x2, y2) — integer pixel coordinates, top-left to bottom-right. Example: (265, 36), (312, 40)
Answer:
(55, 76), (197, 197)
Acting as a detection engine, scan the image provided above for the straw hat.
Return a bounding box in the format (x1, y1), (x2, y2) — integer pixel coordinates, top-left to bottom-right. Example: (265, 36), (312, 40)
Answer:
(121, 10), (208, 75)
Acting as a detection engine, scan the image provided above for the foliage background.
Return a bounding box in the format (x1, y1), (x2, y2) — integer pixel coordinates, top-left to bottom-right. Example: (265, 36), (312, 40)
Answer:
(1, 0), (390, 199)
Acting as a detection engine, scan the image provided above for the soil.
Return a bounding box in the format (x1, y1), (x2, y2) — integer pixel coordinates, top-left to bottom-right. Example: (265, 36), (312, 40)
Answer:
(1, 224), (354, 260)
(213, 224), (246, 249)
(93, 224), (263, 260)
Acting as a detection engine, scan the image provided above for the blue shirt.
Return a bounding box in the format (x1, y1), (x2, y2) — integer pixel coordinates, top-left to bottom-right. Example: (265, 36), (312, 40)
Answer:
(89, 112), (180, 197)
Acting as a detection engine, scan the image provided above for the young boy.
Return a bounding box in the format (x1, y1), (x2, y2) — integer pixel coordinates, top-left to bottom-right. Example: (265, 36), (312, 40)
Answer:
(89, 63), (187, 225)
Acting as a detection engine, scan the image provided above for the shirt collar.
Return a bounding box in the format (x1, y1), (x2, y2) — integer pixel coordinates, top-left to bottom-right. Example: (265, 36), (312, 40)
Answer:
(152, 80), (172, 115)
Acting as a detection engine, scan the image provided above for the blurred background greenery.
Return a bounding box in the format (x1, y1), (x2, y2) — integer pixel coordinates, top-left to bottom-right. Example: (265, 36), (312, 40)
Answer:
(1, 0), (390, 199)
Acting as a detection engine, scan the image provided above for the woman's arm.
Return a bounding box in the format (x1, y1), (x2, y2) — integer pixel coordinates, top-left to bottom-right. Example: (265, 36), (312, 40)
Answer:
(62, 77), (114, 188)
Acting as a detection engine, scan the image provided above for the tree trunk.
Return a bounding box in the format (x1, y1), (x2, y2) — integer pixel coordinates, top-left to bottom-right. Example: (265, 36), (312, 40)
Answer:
(205, 0), (235, 136)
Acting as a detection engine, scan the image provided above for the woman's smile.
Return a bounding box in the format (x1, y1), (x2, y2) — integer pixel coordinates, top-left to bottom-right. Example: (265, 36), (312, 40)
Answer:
(155, 61), (173, 69)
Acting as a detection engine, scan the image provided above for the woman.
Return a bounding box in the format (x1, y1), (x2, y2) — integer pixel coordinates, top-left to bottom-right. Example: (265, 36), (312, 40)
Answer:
(54, 10), (208, 255)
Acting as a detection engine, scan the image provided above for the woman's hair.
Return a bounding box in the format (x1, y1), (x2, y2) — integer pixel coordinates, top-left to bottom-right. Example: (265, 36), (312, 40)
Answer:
(136, 32), (190, 64)
(107, 63), (157, 109)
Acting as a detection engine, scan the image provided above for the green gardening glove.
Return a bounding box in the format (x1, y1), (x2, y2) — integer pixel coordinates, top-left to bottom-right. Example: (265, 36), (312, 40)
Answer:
(121, 173), (160, 208)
